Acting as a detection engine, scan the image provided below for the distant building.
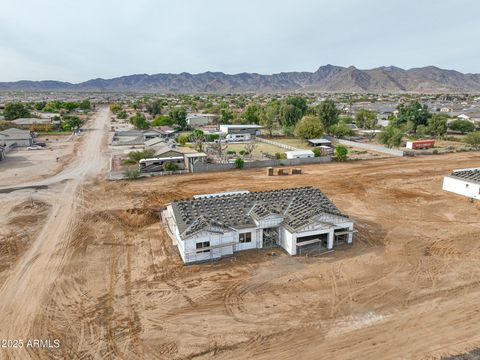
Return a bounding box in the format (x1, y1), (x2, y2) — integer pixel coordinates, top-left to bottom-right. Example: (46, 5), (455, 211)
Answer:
(457, 114), (470, 120)
(443, 168), (480, 200)
(307, 138), (332, 147)
(0, 128), (33, 147)
(142, 126), (177, 140)
(440, 107), (452, 113)
(285, 150), (314, 159)
(139, 145), (207, 173)
(219, 124), (263, 136)
(186, 113), (217, 127)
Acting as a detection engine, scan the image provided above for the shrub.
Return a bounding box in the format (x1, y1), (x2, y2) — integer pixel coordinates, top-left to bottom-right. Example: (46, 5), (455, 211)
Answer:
(163, 161), (178, 171)
(464, 131), (480, 149)
(335, 145), (348, 162)
(227, 150), (237, 155)
(234, 157), (244, 169)
(312, 148), (321, 157)
(275, 152), (286, 160)
(124, 169), (141, 179)
(177, 134), (189, 146)
(127, 149), (155, 163)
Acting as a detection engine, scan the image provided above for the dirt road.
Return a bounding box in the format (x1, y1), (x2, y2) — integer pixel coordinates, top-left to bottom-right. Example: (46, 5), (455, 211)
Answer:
(0, 107), (109, 359)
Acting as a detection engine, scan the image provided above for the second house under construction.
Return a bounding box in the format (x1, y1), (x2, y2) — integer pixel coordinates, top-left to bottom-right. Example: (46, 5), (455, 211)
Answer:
(163, 186), (354, 264)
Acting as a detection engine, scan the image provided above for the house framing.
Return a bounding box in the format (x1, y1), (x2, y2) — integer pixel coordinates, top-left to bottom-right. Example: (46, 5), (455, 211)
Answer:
(163, 187), (354, 264)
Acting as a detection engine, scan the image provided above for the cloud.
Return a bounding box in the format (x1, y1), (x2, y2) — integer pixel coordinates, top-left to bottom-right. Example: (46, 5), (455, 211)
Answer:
(0, 0), (479, 82)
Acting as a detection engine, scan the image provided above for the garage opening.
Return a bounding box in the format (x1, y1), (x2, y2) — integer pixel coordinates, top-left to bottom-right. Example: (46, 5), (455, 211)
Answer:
(296, 233), (328, 255)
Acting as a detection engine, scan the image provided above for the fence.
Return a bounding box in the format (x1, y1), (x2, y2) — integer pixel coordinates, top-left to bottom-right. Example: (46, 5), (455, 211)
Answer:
(256, 137), (300, 151)
(330, 138), (405, 157)
(191, 156), (331, 173)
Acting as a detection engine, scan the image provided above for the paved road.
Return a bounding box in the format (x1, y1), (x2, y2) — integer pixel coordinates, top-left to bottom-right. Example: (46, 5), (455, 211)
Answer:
(0, 107), (110, 357)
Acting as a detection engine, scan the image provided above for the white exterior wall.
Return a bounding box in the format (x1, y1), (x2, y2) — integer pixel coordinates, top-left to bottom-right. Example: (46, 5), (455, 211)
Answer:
(183, 231), (235, 264)
(443, 176), (480, 200)
(234, 228), (260, 252)
(279, 227), (295, 255)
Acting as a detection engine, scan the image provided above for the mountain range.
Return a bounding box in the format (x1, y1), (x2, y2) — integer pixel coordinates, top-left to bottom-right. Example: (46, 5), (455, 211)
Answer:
(2, 65), (480, 93)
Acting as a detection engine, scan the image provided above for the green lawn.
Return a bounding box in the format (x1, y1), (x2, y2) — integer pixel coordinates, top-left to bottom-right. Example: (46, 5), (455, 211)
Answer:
(270, 137), (311, 149)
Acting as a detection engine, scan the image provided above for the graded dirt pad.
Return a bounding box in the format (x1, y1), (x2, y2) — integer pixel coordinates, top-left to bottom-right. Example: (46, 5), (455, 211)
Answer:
(2, 151), (475, 360)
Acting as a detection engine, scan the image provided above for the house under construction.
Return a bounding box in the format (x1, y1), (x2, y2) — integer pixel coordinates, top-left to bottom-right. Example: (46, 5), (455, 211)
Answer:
(163, 187), (354, 264)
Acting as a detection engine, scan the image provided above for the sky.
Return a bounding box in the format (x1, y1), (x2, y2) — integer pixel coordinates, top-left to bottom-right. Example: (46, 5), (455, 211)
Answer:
(0, 0), (479, 82)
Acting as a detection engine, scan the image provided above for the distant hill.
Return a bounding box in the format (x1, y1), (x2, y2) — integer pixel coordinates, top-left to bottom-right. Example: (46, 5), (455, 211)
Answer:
(2, 65), (480, 93)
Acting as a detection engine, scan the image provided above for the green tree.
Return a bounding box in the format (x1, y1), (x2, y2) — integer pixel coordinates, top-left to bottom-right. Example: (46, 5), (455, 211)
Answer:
(328, 123), (355, 138)
(117, 110), (128, 119)
(449, 119), (475, 134)
(127, 149), (155, 162)
(335, 146), (348, 161)
(169, 107), (188, 129)
(151, 115), (173, 126)
(220, 108), (234, 124)
(377, 126), (404, 148)
(279, 103), (301, 127)
(294, 116), (324, 139)
(464, 131), (480, 149)
(427, 114), (448, 137)
(243, 103), (263, 124)
(261, 103), (279, 137)
(355, 109), (377, 129)
(62, 115), (82, 131)
(395, 101), (430, 132)
(3, 102), (30, 120)
(110, 103), (122, 113)
(146, 99), (163, 117)
(317, 99), (339, 129)
(177, 134), (189, 146)
(79, 100), (91, 111)
(286, 96), (307, 116)
(130, 113), (150, 129)
(339, 115), (354, 125)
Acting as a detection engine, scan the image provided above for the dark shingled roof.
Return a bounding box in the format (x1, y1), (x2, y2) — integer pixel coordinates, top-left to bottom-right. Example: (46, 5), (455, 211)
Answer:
(171, 187), (349, 239)
(451, 168), (480, 184)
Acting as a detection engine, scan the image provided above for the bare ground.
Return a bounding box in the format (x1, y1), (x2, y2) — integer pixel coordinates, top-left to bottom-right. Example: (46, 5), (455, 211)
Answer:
(1, 114), (480, 359)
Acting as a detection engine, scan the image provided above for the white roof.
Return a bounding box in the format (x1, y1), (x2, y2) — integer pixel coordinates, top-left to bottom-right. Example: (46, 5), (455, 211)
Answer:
(220, 124), (263, 129)
(285, 150), (314, 155)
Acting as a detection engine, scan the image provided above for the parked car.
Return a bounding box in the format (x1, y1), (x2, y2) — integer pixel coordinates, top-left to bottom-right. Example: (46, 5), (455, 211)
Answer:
(34, 142), (47, 147)
(27, 145), (43, 150)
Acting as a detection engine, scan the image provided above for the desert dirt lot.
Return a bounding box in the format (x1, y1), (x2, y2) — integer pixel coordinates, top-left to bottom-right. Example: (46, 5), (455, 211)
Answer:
(1, 113), (480, 359)
(0, 134), (77, 188)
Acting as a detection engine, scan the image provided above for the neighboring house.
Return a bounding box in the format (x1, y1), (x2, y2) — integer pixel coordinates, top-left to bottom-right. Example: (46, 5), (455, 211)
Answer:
(11, 118), (57, 126)
(0, 128), (33, 147)
(142, 126), (177, 141)
(285, 150), (314, 159)
(163, 187), (354, 264)
(443, 168), (480, 200)
(187, 113), (217, 127)
(219, 124), (263, 136)
(139, 145), (207, 173)
(0, 145), (5, 161)
(308, 138), (332, 147)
